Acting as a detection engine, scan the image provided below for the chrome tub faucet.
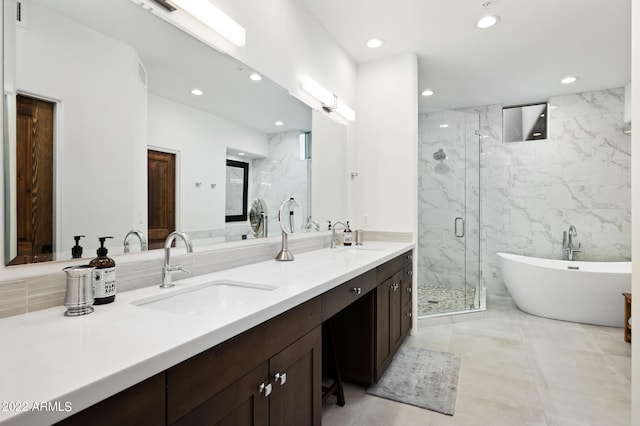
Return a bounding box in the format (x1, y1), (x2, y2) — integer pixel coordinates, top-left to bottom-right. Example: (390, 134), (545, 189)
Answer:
(562, 225), (582, 261)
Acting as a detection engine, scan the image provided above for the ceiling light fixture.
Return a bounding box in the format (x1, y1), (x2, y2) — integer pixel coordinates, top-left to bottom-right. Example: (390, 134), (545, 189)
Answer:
(238, 152), (245, 156)
(561, 76), (578, 84)
(249, 72), (262, 81)
(476, 1), (500, 29)
(191, 88), (204, 96)
(275, 121), (284, 126)
(421, 89), (435, 97)
(476, 15), (500, 29)
(366, 38), (384, 49)
(301, 77), (355, 121)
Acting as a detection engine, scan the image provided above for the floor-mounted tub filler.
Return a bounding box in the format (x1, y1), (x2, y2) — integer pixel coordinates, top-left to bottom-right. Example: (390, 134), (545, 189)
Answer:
(497, 252), (631, 327)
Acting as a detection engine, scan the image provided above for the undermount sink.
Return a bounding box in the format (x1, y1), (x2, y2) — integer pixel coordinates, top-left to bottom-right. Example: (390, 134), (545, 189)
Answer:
(132, 280), (278, 316)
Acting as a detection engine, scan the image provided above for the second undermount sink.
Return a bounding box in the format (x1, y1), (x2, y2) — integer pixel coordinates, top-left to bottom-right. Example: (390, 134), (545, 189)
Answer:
(132, 280), (278, 316)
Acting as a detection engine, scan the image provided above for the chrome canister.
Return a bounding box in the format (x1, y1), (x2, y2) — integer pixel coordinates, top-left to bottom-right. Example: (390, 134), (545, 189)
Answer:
(63, 265), (96, 316)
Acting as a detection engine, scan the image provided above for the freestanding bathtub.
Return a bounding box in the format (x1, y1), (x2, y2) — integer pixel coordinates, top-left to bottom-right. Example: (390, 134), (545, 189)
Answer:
(497, 252), (631, 327)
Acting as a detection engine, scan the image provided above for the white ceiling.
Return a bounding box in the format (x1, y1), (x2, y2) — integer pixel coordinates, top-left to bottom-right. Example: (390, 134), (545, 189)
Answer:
(301, 0), (631, 111)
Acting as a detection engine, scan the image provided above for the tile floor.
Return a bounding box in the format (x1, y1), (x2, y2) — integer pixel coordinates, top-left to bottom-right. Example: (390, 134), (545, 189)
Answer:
(322, 296), (631, 426)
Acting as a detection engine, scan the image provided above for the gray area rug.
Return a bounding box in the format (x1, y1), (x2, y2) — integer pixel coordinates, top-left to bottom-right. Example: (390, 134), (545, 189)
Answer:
(366, 345), (461, 416)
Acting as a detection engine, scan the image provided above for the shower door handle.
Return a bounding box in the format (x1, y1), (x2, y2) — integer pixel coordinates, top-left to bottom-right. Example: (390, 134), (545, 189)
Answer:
(454, 217), (465, 238)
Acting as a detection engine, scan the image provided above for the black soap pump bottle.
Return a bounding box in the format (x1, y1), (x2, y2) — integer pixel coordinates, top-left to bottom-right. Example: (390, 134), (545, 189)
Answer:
(71, 235), (85, 259)
(343, 221), (353, 246)
(90, 237), (116, 305)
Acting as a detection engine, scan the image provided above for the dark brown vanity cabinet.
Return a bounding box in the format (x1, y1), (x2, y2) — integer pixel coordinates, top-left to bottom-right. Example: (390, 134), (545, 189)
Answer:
(55, 372), (166, 426)
(328, 250), (414, 385)
(374, 251), (413, 382)
(167, 297), (322, 426)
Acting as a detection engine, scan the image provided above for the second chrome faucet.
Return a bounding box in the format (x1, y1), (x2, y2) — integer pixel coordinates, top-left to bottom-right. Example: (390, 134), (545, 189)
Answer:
(161, 231), (193, 288)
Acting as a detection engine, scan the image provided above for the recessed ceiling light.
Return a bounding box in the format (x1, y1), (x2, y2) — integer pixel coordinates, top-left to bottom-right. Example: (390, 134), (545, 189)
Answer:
(440, 124), (449, 128)
(421, 89), (435, 97)
(476, 15), (500, 29)
(561, 76), (578, 84)
(366, 38), (384, 49)
(275, 121), (284, 126)
(191, 88), (204, 96)
(238, 152), (245, 156)
(249, 73), (262, 81)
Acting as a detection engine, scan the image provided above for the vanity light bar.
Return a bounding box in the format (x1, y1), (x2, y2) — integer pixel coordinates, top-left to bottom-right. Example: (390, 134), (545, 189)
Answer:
(301, 77), (355, 121)
(169, 0), (246, 47)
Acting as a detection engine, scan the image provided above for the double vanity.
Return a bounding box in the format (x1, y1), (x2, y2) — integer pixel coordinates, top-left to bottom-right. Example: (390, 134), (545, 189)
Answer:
(0, 240), (414, 425)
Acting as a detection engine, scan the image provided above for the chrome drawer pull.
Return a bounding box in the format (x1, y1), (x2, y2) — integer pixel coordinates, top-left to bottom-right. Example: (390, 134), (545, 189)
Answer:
(406, 287), (412, 293)
(259, 382), (272, 397)
(406, 312), (412, 318)
(275, 372), (287, 386)
(351, 287), (362, 295)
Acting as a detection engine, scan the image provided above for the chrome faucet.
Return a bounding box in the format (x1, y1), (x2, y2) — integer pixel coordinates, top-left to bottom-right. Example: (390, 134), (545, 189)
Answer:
(304, 216), (320, 232)
(330, 221), (347, 248)
(123, 229), (147, 253)
(160, 231), (194, 288)
(562, 225), (582, 261)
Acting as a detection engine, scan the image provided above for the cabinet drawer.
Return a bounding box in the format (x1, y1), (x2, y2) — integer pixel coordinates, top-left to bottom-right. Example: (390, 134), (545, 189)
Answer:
(321, 269), (376, 321)
(167, 297), (321, 424)
(376, 250), (413, 284)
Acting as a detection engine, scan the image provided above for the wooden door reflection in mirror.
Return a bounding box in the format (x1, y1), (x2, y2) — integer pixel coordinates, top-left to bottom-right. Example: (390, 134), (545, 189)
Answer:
(147, 149), (176, 249)
(10, 95), (54, 265)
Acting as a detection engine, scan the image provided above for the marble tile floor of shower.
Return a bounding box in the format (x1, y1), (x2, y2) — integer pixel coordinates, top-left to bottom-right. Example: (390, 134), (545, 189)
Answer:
(322, 295), (631, 426)
(418, 283), (477, 315)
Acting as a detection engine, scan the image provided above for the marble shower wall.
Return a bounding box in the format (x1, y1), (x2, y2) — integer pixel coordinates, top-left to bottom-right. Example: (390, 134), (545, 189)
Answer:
(225, 130), (309, 240)
(468, 87), (631, 296)
(418, 110), (481, 299)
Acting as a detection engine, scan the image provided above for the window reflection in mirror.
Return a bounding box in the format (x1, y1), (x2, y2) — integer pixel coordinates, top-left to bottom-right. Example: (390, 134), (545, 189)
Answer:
(225, 160), (249, 222)
(503, 103), (548, 142)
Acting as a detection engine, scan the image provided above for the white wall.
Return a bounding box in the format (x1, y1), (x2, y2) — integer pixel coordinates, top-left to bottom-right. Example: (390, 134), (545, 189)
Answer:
(14, 2), (147, 257)
(353, 54), (419, 233)
(148, 94), (268, 235)
(631, 0), (639, 421)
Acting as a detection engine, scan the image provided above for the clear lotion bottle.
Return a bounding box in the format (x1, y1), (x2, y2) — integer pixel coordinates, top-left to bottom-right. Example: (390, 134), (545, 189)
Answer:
(90, 237), (116, 304)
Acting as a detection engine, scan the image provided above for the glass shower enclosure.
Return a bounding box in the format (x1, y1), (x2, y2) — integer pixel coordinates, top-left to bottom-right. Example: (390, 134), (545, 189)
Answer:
(417, 109), (481, 316)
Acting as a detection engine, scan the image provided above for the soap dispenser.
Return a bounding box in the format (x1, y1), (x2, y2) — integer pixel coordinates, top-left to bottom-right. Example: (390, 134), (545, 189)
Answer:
(89, 236), (116, 305)
(343, 221), (353, 246)
(71, 235), (85, 259)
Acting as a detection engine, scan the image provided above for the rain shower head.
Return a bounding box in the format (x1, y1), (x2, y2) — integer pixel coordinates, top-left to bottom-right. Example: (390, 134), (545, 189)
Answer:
(433, 148), (447, 161)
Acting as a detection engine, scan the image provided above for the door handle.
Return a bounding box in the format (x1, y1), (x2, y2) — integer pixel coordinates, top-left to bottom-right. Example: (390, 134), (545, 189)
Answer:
(454, 217), (465, 238)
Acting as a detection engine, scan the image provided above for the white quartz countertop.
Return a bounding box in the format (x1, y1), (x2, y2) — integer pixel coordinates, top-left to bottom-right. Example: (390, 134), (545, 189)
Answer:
(0, 241), (413, 425)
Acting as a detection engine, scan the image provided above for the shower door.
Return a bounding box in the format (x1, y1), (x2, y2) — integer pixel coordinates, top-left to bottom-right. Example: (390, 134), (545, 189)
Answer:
(417, 110), (480, 316)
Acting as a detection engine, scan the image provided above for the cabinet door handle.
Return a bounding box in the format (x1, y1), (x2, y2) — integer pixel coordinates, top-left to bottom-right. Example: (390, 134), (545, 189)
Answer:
(392, 283), (399, 291)
(274, 372), (287, 386)
(259, 382), (272, 397)
(405, 287), (412, 293)
(351, 287), (362, 295)
(407, 270), (413, 276)
(407, 254), (413, 261)
(406, 312), (413, 318)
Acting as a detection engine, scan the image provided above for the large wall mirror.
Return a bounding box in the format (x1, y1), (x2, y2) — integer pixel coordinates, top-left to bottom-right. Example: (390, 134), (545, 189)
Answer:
(2, 0), (348, 266)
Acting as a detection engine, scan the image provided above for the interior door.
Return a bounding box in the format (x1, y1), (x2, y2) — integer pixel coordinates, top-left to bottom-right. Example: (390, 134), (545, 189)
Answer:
(147, 149), (176, 249)
(12, 95), (54, 265)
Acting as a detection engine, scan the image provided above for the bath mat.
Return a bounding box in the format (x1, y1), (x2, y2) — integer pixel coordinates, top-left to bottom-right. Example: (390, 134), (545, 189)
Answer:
(366, 345), (461, 416)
